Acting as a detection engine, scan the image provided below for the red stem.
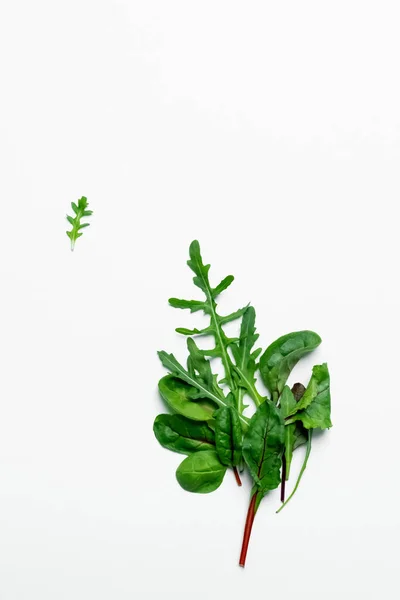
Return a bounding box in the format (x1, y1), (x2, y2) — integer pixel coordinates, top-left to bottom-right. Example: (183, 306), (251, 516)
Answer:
(280, 455), (286, 503)
(233, 466), (242, 486)
(239, 493), (258, 567)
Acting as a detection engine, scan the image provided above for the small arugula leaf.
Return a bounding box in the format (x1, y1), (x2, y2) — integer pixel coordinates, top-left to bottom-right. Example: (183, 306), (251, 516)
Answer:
(259, 331), (321, 402)
(231, 306), (263, 408)
(158, 376), (217, 421)
(153, 414), (215, 454)
(276, 430), (313, 513)
(169, 298), (205, 313)
(242, 400), (284, 495)
(214, 406), (242, 467)
(213, 275), (234, 297)
(286, 363), (332, 430)
(176, 450), (227, 493)
(66, 196), (93, 251)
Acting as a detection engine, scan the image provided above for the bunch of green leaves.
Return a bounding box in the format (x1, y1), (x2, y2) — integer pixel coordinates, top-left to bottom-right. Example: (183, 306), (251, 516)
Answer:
(154, 241), (332, 567)
(66, 196), (93, 250)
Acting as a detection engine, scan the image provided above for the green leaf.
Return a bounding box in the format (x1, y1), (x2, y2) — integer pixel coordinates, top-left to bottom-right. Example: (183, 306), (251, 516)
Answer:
(243, 400), (284, 496)
(286, 364), (332, 430)
(280, 386), (297, 480)
(169, 240), (248, 396)
(153, 414), (215, 454)
(212, 275), (234, 297)
(277, 430), (313, 513)
(66, 196), (93, 250)
(158, 376), (217, 421)
(169, 298), (205, 313)
(259, 331), (321, 401)
(175, 326), (212, 336)
(186, 338), (215, 389)
(231, 306), (263, 407)
(176, 450), (227, 493)
(157, 352), (249, 428)
(214, 406), (242, 467)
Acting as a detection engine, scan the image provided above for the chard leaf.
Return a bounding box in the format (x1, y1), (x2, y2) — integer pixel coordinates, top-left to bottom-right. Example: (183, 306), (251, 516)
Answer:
(176, 450), (227, 493)
(259, 330), (321, 401)
(158, 376), (217, 421)
(231, 306), (264, 407)
(286, 363), (332, 430)
(153, 414), (215, 454)
(214, 406), (242, 467)
(242, 400), (284, 496)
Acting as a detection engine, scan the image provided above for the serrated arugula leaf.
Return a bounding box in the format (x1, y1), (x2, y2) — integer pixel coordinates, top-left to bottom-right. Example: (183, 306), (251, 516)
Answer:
(65, 196), (93, 251)
(169, 240), (246, 397)
(231, 306), (263, 408)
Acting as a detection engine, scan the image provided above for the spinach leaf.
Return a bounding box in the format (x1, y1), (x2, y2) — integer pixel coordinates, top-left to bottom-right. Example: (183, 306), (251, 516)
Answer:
(176, 450), (227, 493)
(158, 375), (217, 421)
(158, 347), (249, 428)
(153, 414), (215, 454)
(286, 363), (332, 430)
(231, 306), (263, 408)
(242, 400), (284, 496)
(214, 406), (242, 467)
(259, 331), (321, 401)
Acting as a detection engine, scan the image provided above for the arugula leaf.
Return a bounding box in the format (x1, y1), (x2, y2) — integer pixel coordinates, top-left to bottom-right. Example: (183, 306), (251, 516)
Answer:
(169, 240), (246, 395)
(231, 306), (263, 408)
(66, 196), (93, 251)
(176, 450), (227, 493)
(214, 406), (242, 467)
(286, 363), (332, 430)
(153, 414), (215, 454)
(259, 330), (321, 402)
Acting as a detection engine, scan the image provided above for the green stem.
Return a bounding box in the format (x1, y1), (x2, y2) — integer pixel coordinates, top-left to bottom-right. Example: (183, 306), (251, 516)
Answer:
(276, 430), (313, 514)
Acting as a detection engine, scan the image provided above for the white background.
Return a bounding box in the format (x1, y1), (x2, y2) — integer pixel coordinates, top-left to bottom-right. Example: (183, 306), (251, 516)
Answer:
(0, 1), (399, 598)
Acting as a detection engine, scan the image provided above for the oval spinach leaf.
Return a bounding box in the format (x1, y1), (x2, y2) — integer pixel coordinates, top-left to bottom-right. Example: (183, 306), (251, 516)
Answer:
(214, 406), (242, 467)
(158, 375), (217, 421)
(176, 450), (227, 493)
(243, 400), (284, 495)
(153, 414), (215, 455)
(259, 330), (321, 401)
